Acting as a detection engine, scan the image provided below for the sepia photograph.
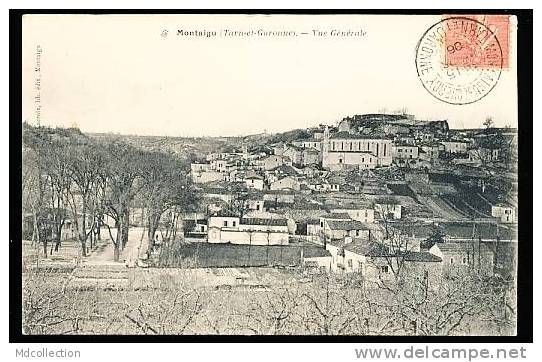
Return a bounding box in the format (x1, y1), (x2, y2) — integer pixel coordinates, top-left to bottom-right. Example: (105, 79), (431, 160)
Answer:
(12, 11), (531, 341)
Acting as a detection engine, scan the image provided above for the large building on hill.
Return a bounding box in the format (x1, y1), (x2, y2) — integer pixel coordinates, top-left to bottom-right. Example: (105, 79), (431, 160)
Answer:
(322, 127), (393, 170)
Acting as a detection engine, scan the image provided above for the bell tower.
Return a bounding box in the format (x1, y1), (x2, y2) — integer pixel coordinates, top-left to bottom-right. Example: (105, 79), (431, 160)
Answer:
(322, 126), (330, 168)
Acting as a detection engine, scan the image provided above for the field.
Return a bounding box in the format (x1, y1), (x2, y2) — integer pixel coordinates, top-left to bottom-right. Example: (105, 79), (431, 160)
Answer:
(154, 242), (328, 268)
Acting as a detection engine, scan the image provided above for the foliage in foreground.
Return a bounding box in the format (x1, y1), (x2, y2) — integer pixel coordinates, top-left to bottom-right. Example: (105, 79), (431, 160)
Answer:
(22, 268), (516, 336)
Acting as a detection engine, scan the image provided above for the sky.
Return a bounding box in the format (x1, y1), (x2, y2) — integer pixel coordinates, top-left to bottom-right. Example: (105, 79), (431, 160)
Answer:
(22, 14), (518, 137)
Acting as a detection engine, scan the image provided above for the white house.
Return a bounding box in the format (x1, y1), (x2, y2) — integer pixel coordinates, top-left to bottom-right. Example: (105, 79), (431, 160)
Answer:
(330, 207), (375, 223)
(441, 140), (469, 154)
(420, 143), (441, 161)
(322, 219), (372, 241)
(270, 176), (301, 191)
(207, 211), (290, 245)
(392, 144), (419, 159)
(261, 155), (291, 171)
(491, 204), (516, 223)
(244, 174), (265, 190)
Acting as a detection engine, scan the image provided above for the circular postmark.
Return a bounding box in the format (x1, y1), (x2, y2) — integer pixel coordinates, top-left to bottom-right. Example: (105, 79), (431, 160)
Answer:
(415, 17), (503, 105)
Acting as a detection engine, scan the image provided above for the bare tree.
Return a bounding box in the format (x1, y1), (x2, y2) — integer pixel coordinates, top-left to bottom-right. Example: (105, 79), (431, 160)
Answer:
(241, 287), (302, 334)
(123, 289), (205, 335)
(102, 142), (145, 261)
(298, 274), (356, 335)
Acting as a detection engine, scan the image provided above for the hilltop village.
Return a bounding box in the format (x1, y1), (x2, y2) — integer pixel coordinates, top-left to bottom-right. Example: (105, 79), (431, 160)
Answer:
(21, 113), (519, 335)
(177, 113), (518, 282)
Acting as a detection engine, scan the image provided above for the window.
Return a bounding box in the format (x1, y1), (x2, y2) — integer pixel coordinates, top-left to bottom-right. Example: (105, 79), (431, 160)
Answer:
(380, 265), (389, 273)
(358, 261), (363, 269)
(232, 221), (237, 227)
(223, 221), (228, 227)
(256, 204), (260, 211)
(462, 257), (468, 265)
(348, 259), (353, 268)
(200, 226), (205, 232)
(450, 257), (455, 264)
(339, 159), (343, 164)
(362, 157), (365, 163)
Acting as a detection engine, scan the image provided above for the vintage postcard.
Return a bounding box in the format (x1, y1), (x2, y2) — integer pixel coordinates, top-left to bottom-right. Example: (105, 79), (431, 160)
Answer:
(18, 13), (524, 338)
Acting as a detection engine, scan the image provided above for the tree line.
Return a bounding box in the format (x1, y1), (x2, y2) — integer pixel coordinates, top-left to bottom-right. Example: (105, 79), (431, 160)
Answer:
(22, 123), (199, 261)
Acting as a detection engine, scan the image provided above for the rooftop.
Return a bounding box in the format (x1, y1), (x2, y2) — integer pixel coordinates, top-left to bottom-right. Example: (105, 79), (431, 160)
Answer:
(241, 218), (288, 227)
(326, 219), (371, 231)
(212, 209), (240, 218)
(344, 240), (388, 256)
(330, 131), (391, 140)
(322, 212), (351, 220)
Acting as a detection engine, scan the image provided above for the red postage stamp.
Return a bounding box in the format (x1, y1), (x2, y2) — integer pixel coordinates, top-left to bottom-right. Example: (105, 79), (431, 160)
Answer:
(443, 15), (510, 69)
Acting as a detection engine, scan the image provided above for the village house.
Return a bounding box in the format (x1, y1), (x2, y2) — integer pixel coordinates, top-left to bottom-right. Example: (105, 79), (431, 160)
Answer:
(207, 210), (290, 246)
(260, 155), (292, 171)
(276, 144), (320, 167)
(344, 241), (442, 279)
(270, 176), (301, 191)
(206, 152), (234, 161)
(324, 237), (442, 283)
(201, 187), (235, 204)
(394, 134), (416, 146)
(183, 219), (208, 239)
(441, 140), (469, 154)
(292, 138), (323, 151)
(427, 242), (494, 276)
(191, 159), (231, 183)
(302, 247), (333, 273)
(491, 204), (516, 223)
(210, 159), (231, 173)
(303, 148), (321, 166)
(190, 161), (211, 173)
(306, 178), (333, 192)
(321, 219), (372, 241)
(392, 144), (419, 159)
(419, 143), (441, 162)
(244, 173), (265, 191)
(244, 193), (266, 213)
(282, 145), (304, 166)
(272, 143), (286, 156)
(300, 164), (321, 178)
(263, 190), (295, 203)
(468, 147), (500, 163)
(329, 202), (375, 223)
(306, 219), (322, 238)
(265, 164), (299, 184)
